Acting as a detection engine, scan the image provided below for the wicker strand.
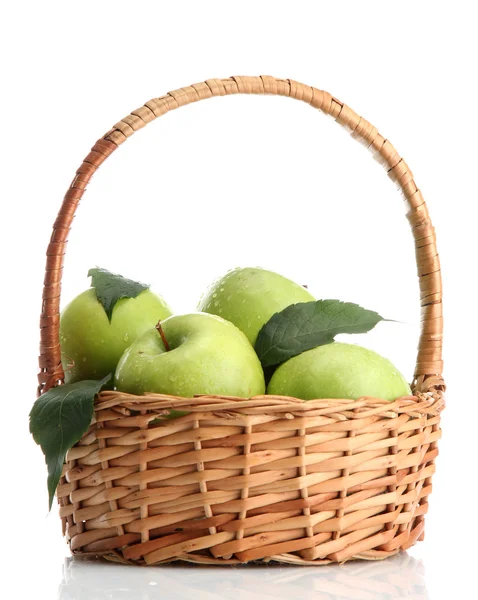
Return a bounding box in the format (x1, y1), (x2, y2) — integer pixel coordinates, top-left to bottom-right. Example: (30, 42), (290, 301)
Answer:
(138, 409), (149, 544)
(192, 418), (217, 536)
(297, 425), (314, 541)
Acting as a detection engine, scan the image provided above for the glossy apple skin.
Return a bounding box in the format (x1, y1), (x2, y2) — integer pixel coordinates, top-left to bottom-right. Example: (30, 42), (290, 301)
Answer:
(267, 342), (411, 401)
(60, 289), (172, 383)
(115, 312), (266, 398)
(197, 267), (315, 345)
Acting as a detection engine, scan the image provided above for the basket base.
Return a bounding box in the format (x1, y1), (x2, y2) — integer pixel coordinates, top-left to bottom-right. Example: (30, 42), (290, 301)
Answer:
(71, 544), (411, 567)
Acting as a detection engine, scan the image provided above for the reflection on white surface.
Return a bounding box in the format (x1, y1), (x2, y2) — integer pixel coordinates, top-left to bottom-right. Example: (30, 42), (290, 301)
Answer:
(58, 551), (429, 599)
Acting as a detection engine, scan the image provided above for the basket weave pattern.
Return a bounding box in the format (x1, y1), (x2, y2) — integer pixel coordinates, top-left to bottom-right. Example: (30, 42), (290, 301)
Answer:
(40, 76), (444, 565)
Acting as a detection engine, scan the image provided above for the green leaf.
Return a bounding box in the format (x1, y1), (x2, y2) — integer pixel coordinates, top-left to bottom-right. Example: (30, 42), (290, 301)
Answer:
(88, 267), (149, 322)
(255, 300), (386, 368)
(29, 374), (111, 510)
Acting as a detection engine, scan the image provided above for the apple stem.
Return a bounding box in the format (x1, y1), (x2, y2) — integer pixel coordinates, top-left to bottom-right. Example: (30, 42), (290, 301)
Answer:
(156, 321), (170, 351)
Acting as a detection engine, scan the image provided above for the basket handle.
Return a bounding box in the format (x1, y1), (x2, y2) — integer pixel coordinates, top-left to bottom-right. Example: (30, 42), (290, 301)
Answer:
(38, 76), (444, 395)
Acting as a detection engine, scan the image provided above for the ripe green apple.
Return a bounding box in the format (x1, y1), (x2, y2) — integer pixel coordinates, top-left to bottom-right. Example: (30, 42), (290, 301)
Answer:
(267, 342), (411, 401)
(114, 312), (266, 398)
(197, 267), (315, 345)
(60, 289), (172, 383)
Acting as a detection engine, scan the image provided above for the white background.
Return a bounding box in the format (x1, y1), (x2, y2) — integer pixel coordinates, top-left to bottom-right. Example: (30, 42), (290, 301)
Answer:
(1, 1), (477, 598)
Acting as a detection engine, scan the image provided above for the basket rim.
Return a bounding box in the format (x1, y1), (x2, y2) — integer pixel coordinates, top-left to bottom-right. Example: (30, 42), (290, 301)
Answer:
(94, 389), (445, 419)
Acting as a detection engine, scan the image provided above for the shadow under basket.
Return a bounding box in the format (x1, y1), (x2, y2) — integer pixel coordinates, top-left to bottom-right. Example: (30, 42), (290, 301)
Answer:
(39, 76), (445, 566)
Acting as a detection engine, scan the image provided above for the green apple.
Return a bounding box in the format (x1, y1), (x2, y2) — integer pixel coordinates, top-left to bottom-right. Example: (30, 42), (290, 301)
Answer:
(267, 342), (411, 401)
(197, 267), (315, 345)
(60, 289), (172, 383)
(115, 312), (265, 398)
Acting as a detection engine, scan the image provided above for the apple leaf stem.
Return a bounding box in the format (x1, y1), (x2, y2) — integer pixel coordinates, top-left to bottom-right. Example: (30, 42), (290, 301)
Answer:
(156, 320), (170, 351)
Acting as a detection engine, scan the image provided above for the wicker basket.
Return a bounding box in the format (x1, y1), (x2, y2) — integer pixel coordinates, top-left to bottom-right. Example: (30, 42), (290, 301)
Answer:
(39, 76), (445, 566)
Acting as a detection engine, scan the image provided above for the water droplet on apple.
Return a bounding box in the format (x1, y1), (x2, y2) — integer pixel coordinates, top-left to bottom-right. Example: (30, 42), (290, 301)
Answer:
(220, 287), (225, 292)
(247, 321), (252, 328)
(214, 301), (219, 307)
(212, 293), (218, 298)
(82, 357), (87, 362)
(123, 333), (129, 342)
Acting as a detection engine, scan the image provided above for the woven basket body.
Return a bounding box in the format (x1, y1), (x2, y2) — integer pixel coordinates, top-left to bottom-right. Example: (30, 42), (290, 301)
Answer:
(39, 76), (445, 566)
